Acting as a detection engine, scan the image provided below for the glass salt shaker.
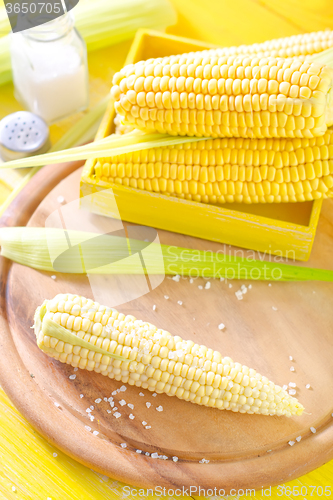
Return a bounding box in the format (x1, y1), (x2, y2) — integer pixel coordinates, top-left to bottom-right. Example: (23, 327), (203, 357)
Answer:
(10, 13), (89, 124)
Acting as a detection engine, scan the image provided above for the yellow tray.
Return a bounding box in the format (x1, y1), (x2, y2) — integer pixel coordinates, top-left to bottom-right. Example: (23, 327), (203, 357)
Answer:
(80, 29), (323, 262)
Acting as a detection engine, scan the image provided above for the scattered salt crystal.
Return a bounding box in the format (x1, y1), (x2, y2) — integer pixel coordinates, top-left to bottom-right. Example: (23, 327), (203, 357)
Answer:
(193, 317), (196, 320)
(172, 275), (180, 282)
(73, 367), (78, 372)
(282, 385), (288, 391)
(241, 284), (247, 293)
(164, 295), (169, 300)
(114, 412), (121, 418)
(112, 390), (117, 396)
(289, 389), (296, 396)
(129, 414), (135, 420)
(296, 436), (302, 442)
(85, 426), (91, 431)
(80, 395), (84, 399)
(235, 290), (243, 300)
(272, 306), (278, 311)
(290, 367), (295, 372)
(218, 323), (225, 331)
(107, 410), (111, 414)
(248, 284), (252, 289)
(152, 393), (157, 397)
(151, 452), (159, 458)
(156, 406), (163, 412)
(86, 409), (91, 413)
(228, 283), (233, 288)
(121, 443), (127, 448)
(136, 450), (142, 454)
(146, 402), (151, 408)
(54, 402), (60, 407)
(93, 431), (99, 436)
(198, 285), (203, 290)
(95, 398), (102, 404)
(89, 415), (95, 422)
(268, 283), (272, 287)
(90, 406), (94, 410)
(189, 278), (194, 284)
(119, 386), (127, 392)
(177, 301), (183, 306)
(205, 282), (211, 289)
(145, 426), (151, 429)
(110, 402), (114, 408)
(310, 427), (316, 434)
(57, 195), (66, 204)
(12, 486), (16, 492)
(153, 305), (157, 311)
(139, 392), (145, 396)
(289, 356), (293, 361)
(161, 455), (168, 460)
(288, 441), (295, 446)
(51, 275), (57, 280)
(69, 375), (76, 380)
(199, 458), (210, 464)
(289, 382), (296, 388)
(142, 421), (147, 426)
(108, 397), (113, 402)
(220, 277), (224, 282)
(53, 452), (58, 458)
(172, 456), (179, 462)
(112, 407), (118, 412)
(306, 384), (311, 389)
(119, 400), (126, 406)
(128, 403), (134, 410)
(145, 452), (150, 456)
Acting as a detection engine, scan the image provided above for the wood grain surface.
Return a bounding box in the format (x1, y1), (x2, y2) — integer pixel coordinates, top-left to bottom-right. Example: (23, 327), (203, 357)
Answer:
(1, 162), (333, 493)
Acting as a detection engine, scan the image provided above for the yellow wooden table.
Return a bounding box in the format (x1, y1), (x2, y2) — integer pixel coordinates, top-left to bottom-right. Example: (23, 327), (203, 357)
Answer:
(1, 1), (333, 498)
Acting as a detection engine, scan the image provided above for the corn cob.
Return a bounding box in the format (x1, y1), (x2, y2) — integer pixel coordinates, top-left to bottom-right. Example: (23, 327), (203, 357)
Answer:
(34, 294), (304, 417)
(201, 30), (333, 61)
(95, 130), (333, 204)
(111, 52), (333, 139)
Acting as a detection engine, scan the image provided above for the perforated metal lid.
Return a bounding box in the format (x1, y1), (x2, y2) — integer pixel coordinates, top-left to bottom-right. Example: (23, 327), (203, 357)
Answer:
(0, 111), (50, 161)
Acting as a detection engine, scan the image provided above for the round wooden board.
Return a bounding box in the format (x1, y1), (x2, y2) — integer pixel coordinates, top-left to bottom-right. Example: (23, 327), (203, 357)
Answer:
(1, 162), (333, 493)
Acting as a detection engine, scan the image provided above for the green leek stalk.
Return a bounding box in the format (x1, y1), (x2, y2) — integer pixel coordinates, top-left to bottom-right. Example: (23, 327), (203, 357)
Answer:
(1, 227), (333, 282)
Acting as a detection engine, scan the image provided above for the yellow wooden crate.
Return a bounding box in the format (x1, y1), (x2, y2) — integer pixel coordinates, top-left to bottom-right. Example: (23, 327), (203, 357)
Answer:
(80, 29), (323, 262)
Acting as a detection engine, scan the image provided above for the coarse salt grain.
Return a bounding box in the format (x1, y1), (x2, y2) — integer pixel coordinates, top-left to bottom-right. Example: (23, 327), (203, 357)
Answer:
(80, 394), (84, 398)
(112, 390), (117, 395)
(288, 441), (295, 446)
(51, 275), (57, 280)
(136, 450), (142, 454)
(282, 385), (288, 391)
(205, 282), (211, 289)
(95, 398), (102, 404)
(198, 285), (203, 290)
(73, 367), (78, 372)
(142, 421), (147, 425)
(289, 382), (296, 388)
(12, 486), (16, 492)
(107, 410), (111, 414)
(139, 392), (144, 396)
(119, 386), (126, 392)
(86, 408), (91, 413)
(228, 283), (232, 288)
(235, 290), (243, 300)
(53, 452), (58, 457)
(54, 402), (60, 407)
(57, 195), (65, 204)
(152, 393), (157, 397)
(121, 443), (127, 448)
(289, 389), (296, 396)
(145, 426), (151, 429)
(241, 285), (247, 294)
(156, 406), (163, 412)
(128, 403), (134, 410)
(218, 323), (225, 330)
(114, 412), (121, 418)
(290, 367), (295, 372)
(177, 301), (183, 306)
(306, 384), (311, 389)
(93, 431), (99, 436)
(146, 402), (151, 408)
(296, 436), (302, 442)
(85, 426), (91, 431)
(289, 356), (293, 361)
(112, 407), (118, 412)
(310, 427), (316, 433)
(199, 458), (209, 464)
(90, 406), (94, 410)
(119, 400), (126, 406)
(272, 306), (278, 311)
(151, 452), (158, 458)
(268, 283), (272, 287)
(129, 414), (135, 420)
(153, 305), (156, 311)
(172, 275), (180, 282)
(164, 295), (169, 300)
(69, 374), (76, 380)
(189, 278), (194, 284)
(172, 456), (179, 462)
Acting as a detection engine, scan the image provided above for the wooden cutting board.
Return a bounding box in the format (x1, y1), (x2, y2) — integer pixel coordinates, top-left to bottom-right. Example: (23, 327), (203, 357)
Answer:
(1, 162), (333, 493)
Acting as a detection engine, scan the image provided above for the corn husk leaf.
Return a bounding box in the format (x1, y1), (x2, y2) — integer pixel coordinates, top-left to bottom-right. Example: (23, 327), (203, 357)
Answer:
(1, 226), (333, 282)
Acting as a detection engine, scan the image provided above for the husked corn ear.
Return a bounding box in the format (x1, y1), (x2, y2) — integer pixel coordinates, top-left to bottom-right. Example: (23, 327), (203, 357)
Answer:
(203, 30), (333, 61)
(95, 130), (333, 204)
(35, 294), (304, 417)
(111, 53), (333, 139)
